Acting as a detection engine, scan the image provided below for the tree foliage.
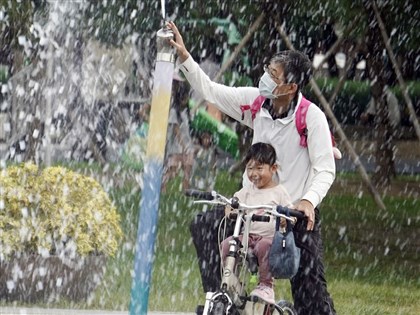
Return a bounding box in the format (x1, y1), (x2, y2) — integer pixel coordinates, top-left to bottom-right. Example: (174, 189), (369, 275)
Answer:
(1, 0), (418, 189)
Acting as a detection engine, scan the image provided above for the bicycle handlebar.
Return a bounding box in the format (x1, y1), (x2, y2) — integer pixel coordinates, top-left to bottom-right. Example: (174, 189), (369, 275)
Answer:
(185, 189), (305, 220)
(275, 205), (305, 219)
(229, 213), (271, 222)
(185, 189), (214, 200)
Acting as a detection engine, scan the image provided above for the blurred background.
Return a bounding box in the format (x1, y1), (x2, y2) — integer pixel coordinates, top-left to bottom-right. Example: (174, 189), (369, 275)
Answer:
(0, 0), (419, 314)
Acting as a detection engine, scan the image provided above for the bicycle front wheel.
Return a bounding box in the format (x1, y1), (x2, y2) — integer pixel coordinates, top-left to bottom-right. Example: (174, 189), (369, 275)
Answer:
(210, 300), (227, 315)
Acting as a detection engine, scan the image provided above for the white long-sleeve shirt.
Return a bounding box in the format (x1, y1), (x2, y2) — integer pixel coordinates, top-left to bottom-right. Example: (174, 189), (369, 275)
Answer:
(178, 56), (335, 208)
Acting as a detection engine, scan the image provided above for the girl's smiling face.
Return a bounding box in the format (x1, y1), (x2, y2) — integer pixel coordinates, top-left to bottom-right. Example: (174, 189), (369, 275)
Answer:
(246, 159), (277, 189)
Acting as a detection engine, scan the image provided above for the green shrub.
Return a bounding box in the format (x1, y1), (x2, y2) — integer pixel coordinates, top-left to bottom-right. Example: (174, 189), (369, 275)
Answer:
(0, 163), (122, 259)
(304, 79), (420, 126)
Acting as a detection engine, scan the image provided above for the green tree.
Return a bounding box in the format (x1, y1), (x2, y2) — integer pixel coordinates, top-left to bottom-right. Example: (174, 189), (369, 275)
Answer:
(321, 0), (419, 188)
(263, 0), (419, 189)
(0, 0), (35, 75)
(3, 0), (417, 186)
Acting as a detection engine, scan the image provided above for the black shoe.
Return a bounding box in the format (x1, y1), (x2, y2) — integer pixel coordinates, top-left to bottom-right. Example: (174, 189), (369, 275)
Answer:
(196, 305), (204, 315)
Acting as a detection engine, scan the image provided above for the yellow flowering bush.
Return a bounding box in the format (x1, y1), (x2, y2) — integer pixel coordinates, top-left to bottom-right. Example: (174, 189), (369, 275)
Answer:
(0, 163), (122, 259)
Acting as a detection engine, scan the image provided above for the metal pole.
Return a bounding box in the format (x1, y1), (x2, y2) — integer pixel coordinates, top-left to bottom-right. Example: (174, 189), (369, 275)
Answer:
(129, 27), (175, 315)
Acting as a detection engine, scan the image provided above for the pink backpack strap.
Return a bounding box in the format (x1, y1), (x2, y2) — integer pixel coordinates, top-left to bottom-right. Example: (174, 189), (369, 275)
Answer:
(296, 96), (341, 159)
(240, 95), (266, 120)
(295, 96), (311, 147)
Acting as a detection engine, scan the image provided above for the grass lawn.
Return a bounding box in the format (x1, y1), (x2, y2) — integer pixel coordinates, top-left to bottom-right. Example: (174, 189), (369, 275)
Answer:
(1, 168), (419, 314)
(87, 170), (419, 314)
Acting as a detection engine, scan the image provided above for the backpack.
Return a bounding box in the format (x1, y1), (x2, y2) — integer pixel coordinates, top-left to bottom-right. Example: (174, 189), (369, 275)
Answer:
(240, 96), (342, 159)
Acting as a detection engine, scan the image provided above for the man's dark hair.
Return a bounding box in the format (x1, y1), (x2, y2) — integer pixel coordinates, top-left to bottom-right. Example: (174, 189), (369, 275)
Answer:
(245, 142), (277, 166)
(270, 50), (312, 90)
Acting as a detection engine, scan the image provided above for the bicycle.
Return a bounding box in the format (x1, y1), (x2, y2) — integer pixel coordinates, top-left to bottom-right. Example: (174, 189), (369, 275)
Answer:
(185, 189), (305, 315)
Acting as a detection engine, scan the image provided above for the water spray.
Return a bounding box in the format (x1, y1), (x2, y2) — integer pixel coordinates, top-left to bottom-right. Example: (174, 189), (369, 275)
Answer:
(129, 23), (175, 315)
(161, 0), (167, 23)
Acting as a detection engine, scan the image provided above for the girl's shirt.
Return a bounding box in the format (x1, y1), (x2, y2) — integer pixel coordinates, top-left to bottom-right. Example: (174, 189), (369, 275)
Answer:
(234, 184), (292, 238)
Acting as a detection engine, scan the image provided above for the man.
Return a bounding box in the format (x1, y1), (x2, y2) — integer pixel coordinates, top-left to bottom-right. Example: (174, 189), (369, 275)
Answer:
(168, 21), (336, 315)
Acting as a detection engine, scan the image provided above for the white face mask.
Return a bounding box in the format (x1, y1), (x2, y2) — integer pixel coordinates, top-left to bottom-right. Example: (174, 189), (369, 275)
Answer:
(258, 72), (289, 99)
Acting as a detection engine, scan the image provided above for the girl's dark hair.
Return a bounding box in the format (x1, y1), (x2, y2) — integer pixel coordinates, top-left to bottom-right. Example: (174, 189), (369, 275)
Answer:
(245, 142), (277, 166)
(270, 50), (312, 91)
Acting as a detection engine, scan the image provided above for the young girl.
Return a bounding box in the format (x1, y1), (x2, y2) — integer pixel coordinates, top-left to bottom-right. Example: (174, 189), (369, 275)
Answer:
(220, 142), (292, 305)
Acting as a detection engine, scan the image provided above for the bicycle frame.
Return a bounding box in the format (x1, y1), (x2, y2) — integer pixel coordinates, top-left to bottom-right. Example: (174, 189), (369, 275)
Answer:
(220, 209), (246, 306)
(187, 189), (302, 315)
(203, 209), (261, 315)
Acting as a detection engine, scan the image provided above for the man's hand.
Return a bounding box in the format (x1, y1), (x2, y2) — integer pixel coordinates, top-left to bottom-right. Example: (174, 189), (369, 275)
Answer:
(296, 199), (315, 231)
(167, 21), (190, 63)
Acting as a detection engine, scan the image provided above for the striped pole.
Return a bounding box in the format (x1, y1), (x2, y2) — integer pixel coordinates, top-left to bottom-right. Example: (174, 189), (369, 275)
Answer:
(129, 27), (175, 315)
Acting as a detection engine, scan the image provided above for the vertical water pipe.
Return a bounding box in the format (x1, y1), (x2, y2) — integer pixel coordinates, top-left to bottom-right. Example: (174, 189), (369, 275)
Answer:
(129, 27), (175, 315)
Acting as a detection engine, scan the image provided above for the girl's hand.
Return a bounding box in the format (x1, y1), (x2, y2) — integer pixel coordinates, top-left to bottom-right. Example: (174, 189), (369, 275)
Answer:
(167, 21), (190, 63)
(280, 218), (287, 229)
